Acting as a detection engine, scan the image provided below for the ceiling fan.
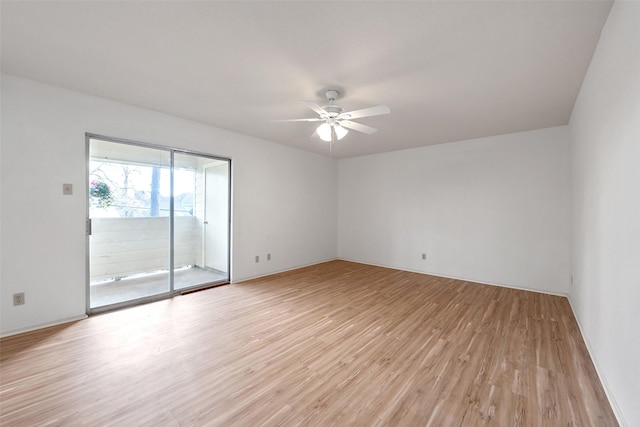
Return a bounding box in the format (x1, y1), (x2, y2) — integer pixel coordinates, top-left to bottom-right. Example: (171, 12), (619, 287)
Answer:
(274, 89), (391, 144)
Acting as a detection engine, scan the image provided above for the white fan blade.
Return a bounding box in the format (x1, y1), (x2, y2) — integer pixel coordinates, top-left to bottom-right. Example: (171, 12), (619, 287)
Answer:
(340, 120), (378, 135)
(272, 118), (323, 122)
(301, 101), (327, 116)
(339, 105), (390, 120)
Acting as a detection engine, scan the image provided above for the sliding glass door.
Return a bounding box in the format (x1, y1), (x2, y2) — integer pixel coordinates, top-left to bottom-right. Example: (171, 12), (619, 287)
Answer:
(87, 136), (230, 312)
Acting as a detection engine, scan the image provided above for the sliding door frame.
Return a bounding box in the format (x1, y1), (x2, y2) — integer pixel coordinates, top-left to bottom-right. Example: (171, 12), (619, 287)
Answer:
(85, 133), (232, 314)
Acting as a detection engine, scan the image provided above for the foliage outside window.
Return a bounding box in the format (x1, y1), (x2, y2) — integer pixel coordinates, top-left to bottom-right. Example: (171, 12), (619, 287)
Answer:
(90, 180), (114, 208)
(89, 160), (195, 218)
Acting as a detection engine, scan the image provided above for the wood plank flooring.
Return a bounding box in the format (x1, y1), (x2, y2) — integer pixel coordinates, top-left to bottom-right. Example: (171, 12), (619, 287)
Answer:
(0, 260), (617, 426)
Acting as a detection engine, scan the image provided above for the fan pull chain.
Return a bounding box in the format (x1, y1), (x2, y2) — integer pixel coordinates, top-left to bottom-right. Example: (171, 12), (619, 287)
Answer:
(330, 125), (336, 158)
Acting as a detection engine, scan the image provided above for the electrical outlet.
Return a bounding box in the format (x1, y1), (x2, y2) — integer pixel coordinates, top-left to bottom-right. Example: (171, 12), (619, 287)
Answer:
(13, 292), (25, 306)
(255, 255), (259, 263)
(421, 253), (427, 260)
(267, 253), (271, 261)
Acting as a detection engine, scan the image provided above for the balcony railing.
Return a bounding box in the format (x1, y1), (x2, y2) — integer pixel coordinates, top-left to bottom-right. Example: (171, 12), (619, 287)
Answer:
(90, 216), (201, 282)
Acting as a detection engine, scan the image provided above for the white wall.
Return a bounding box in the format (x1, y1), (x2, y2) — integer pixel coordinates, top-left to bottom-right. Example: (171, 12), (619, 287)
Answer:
(0, 74), (338, 335)
(569, 2), (640, 425)
(339, 126), (571, 294)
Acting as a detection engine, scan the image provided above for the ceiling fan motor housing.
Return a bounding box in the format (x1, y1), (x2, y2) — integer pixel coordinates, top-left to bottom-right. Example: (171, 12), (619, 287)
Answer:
(322, 90), (343, 118)
(323, 105), (344, 118)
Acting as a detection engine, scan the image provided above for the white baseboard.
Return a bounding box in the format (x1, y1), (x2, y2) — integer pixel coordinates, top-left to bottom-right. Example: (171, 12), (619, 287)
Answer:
(337, 257), (568, 297)
(567, 297), (627, 427)
(1, 314), (88, 338)
(232, 258), (339, 283)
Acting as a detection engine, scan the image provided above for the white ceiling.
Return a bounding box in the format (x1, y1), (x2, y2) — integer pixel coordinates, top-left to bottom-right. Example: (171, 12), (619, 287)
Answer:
(1, 1), (612, 158)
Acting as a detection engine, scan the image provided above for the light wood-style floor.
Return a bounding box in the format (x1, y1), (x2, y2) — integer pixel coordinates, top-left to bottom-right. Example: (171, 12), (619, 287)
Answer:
(0, 261), (617, 426)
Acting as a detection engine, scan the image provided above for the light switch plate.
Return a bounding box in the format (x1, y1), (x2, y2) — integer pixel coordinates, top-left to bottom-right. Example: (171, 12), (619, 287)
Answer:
(63, 183), (73, 195)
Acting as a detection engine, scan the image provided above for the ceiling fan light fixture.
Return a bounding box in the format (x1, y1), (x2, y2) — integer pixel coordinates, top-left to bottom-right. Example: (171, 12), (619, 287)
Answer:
(335, 125), (348, 140)
(317, 122), (332, 142)
(317, 122), (349, 142)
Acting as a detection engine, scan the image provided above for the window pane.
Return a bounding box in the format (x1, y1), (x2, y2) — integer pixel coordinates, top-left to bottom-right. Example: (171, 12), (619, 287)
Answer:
(89, 138), (171, 308)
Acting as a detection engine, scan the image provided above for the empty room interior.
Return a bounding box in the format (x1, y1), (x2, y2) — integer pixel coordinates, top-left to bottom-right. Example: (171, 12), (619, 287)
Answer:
(0, 1), (638, 426)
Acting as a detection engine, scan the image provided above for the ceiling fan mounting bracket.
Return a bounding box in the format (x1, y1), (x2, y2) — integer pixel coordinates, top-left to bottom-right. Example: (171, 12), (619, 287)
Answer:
(325, 89), (340, 102)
